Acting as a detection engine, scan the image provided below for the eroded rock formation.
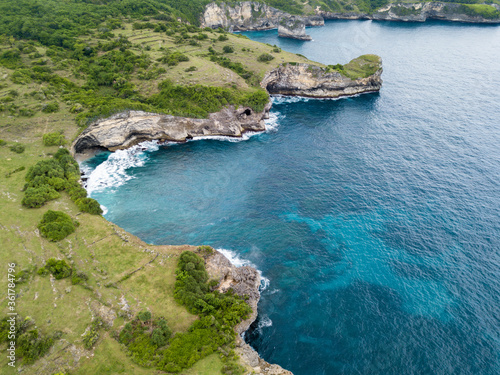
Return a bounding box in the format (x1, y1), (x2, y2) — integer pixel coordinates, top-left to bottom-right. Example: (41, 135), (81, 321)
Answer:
(204, 249), (292, 375)
(278, 16), (312, 41)
(72, 103), (271, 156)
(261, 59), (383, 98)
(201, 1), (324, 31)
(317, 2), (500, 24)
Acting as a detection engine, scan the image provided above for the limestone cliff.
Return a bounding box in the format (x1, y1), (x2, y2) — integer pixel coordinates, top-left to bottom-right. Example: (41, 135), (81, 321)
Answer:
(72, 103), (271, 156)
(203, 249), (292, 375)
(278, 16), (312, 41)
(261, 57), (383, 98)
(201, 1), (324, 31)
(317, 2), (500, 24)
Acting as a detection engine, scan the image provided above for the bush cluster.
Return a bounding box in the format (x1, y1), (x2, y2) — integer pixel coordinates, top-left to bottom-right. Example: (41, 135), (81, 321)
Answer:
(117, 250), (250, 373)
(10, 143), (25, 154)
(22, 149), (102, 214)
(83, 318), (103, 349)
(38, 210), (78, 242)
(38, 258), (72, 279)
(118, 312), (172, 367)
(258, 53), (274, 62)
(0, 316), (61, 364)
(42, 132), (66, 146)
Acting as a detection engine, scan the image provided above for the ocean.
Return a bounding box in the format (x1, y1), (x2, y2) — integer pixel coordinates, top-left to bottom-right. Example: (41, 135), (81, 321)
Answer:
(82, 20), (500, 375)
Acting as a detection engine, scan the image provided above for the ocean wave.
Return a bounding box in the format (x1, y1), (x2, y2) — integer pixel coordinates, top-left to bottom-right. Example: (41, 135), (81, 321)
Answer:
(264, 111), (283, 133)
(217, 248), (270, 292)
(258, 315), (273, 329)
(82, 114), (285, 197)
(84, 141), (159, 195)
(271, 95), (312, 105)
(271, 93), (365, 105)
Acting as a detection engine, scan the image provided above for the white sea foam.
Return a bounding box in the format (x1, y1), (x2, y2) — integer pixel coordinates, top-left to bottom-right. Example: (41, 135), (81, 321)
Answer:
(271, 95), (311, 105)
(258, 315), (273, 329)
(271, 93), (365, 105)
(84, 141), (159, 195)
(264, 111), (283, 133)
(217, 248), (270, 292)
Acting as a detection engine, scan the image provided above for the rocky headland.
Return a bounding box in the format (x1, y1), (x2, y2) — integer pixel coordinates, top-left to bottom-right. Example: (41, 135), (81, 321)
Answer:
(261, 55), (383, 98)
(278, 16), (312, 41)
(203, 248), (292, 375)
(72, 103), (271, 156)
(72, 56), (383, 156)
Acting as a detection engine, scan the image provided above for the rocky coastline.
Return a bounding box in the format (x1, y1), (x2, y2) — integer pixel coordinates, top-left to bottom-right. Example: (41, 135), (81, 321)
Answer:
(72, 103), (271, 156)
(319, 2), (500, 23)
(202, 248), (292, 374)
(71, 49), (382, 375)
(201, 1), (500, 30)
(201, 1), (323, 31)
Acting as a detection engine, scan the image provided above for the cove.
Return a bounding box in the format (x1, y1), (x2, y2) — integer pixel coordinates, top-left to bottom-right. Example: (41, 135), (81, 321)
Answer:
(83, 20), (500, 374)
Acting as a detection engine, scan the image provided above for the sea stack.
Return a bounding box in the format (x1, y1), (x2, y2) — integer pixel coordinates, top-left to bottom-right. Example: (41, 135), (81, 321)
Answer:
(278, 16), (312, 41)
(261, 55), (383, 98)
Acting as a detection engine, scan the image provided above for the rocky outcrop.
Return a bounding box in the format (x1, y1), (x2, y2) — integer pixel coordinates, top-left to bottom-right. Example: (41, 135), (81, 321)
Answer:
(261, 56), (383, 98)
(278, 16), (312, 41)
(201, 1), (324, 31)
(202, 1), (287, 30)
(72, 103), (271, 156)
(317, 2), (500, 24)
(203, 249), (292, 375)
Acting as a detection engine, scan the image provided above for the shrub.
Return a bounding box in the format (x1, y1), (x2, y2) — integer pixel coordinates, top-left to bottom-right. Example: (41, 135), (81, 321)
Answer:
(37, 211), (78, 242)
(83, 319), (103, 349)
(19, 108), (35, 117)
(241, 90), (269, 113)
(258, 53), (274, 63)
(138, 310), (152, 322)
(38, 258), (72, 279)
(0, 139), (6, 146)
(222, 45), (234, 53)
(0, 316), (61, 364)
(22, 185), (60, 208)
(75, 198), (103, 215)
(71, 271), (89, 285)
(217, 35), (228, 42)
(185, 66), (197, 72)
(67, 184), (88, 201)
(41, 102), (59, 113)
(10, 143), (25, 153)
(42, 132), (66, 146)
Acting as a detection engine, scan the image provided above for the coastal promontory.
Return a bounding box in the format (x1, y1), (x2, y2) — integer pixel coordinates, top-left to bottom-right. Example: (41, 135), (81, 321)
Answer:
(278, 16), (312, 41)
(261, 55), (383, 98)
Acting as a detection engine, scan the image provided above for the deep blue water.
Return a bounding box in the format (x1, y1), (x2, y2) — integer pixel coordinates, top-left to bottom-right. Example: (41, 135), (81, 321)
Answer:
(83, 21), (500, 375)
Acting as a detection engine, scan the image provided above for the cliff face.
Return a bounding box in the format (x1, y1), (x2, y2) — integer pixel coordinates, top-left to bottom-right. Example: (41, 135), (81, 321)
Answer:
(72, 103), (271, 156)
(261, 60), (383, 99)
(204, 249), (292, 375)
(202, 1), (287, 30)
(201, 1), (324, 31)
(278, 16), (312, 41)
(318, 2), (500, 23)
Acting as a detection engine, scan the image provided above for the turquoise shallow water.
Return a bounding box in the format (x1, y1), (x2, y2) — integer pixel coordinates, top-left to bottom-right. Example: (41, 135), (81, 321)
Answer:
(83, 21), (500, 374)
